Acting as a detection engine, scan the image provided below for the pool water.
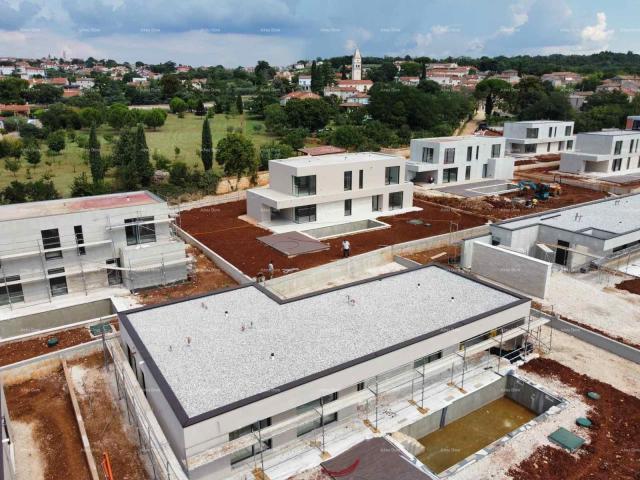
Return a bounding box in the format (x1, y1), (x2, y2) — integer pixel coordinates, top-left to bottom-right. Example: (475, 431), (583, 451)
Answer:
(416, 397), (536, 473)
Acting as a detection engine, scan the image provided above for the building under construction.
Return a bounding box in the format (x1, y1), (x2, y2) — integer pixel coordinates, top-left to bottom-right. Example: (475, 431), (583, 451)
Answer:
(0, 191), (188, 311)
(119, 264), (550, 480)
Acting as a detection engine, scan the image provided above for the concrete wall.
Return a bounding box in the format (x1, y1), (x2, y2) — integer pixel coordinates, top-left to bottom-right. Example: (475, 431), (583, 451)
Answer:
(469, 242), (552, 298)
(0, 298), (114, 339)
(121, 241), (188, 290)
(504, 375), (561, 414)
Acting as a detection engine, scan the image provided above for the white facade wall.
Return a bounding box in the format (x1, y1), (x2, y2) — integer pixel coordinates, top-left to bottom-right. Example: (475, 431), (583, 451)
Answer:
(559, 131), (640, 175)
(504, 120), (575, 154)
(407, 136), (514, 185)
(0, 196), (187, 307)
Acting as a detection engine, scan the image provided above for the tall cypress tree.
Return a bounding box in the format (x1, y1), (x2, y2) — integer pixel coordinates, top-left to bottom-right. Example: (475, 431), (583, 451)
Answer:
(236, 95), (243, 115)
(201, 118), (213, 171)
(87, 123), (105, 183)
(133, 124), (154, 186)
(310, 60), (322, 93)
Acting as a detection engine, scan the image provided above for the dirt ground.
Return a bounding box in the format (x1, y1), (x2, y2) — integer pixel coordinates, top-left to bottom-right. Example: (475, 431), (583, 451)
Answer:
(403, 245), (459, 265)
(4, 368), (92, 480)
(0, 327), (92, 367)
(421, 184), (608, 221)
(136, 246), (237, 304)
(179, 198), (486, 277)
(69, 353), (150, 480)
(508, 358), (640, 480)
(616, 278), (640, 296)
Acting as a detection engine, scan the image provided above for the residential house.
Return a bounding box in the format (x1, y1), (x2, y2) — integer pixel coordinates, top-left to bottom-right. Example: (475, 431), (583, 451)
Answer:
(503, 120), (575, 154)
(559, 130), (640, 175)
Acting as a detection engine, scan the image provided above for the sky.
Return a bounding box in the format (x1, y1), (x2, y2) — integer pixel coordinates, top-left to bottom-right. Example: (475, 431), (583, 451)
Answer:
(1, 0), (639, 67)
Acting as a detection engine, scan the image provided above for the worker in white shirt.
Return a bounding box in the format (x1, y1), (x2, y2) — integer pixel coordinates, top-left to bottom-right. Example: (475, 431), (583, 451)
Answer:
(342, 239), (351, 258)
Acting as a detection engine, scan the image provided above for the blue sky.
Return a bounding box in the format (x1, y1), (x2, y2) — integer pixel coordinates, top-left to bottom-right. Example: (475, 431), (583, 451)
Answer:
(1, 0), (639, 66)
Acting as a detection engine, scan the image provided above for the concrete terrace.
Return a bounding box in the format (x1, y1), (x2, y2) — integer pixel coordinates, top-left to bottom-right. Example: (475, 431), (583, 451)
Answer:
(122, 266), (524, 419)
(496, 193), (640, 234)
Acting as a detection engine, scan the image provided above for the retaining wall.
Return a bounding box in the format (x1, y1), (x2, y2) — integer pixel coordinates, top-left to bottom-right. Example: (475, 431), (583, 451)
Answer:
(469, 242), (552, 298)
(265, 225), (491, 298)
(504, 374), (560, 414)
(173, 225), (252, 285)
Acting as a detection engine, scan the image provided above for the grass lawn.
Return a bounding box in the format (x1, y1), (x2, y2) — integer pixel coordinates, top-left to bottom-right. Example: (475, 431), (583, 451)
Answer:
(1, 113), (271, 197)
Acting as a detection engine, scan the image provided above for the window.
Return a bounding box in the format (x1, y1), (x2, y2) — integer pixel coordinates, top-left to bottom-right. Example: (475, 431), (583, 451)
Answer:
(554, 127), (557, 136)
(372, 195), (382, 212)
(344, 199), (352, 216)
(389, 191), (404, 210)
(125, 217), (156, 246)
(414, 351), (442, 369)
(548, 126), (553, 137)
(547, 143), (551, 152)
(359, 169), (364, 189)
(465, 165), (471, 180)
(442, 167), (458, 183)
(444, 148), (455, 164)
(74, 225), (85, 255)
(565, 125), (572, 136)
(627, 158), (631, 169)
(614, 140), (623, 155)
(482, 164), (489, 178)
(292, 175), (316, 196)
(296, 393), (338, 437)
(385, 166), (400, 185)
(524, 144), (537, 153)
(422, 147), (435, 163)
(357, 382), (365, 391)
(229, 418), (272, 465)
(567, 140), (574, 150)
(630, 140), (635, 153)
(466, 146), (473, 161)
(0, 276), (24, 306)
(106, 259), (122, 286)
(475, 145), (479, 160)
(294, 205), (316, 223)
(526, 128), (539, 139)
(612, 158), (622, 171)
(41, 228), (62, 260)
(48, 268), (68, 297)
(344, 171), (352, 191)
(491, 144), (501, 157)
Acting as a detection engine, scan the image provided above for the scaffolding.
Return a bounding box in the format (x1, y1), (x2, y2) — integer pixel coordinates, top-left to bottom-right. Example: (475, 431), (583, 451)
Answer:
(192, 310), (553, 479)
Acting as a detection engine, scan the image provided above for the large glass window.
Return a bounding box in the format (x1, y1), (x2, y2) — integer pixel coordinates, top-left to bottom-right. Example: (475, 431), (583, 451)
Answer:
(48, 268), (68, 297)
(74, 225), (85, 255)
(466, 146), (473, 161)
(465, 165), (471, 180)
(614, 140), (623, 155)
(106, 259), (122, 285)
(229, 418), (272, 465)
(41, 228), (62, 260)
(294, 205), (316, 223)
(296, 393), (338, 437)
(491, 144), (501, 157)
(444, 148), (455, 164)
(442, 167), (458, 183)
(385, 166), (400, 185)
(422, 147), (434, 163)
(612, 158), (622, 171)
(482, 164), (489, 178)
(125, 217), (156, 246)
(567, 140), (574, 150)
(414, 351), (442, 369)
(0, 276), (24, 306)
(526, 128), (539, 139)
(344, 199), (352, 216)
(524, 144), (537, 153)
(344, 171), (352, 191)
(389, 191), (404, 210)
(292, 175), (316, 196)
(372, 195), (382, 212)
(565, 125), (572, 136)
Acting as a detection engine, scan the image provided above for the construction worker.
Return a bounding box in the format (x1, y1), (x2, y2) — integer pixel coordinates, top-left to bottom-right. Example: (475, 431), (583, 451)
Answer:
(267, 260), (275, 279)
(342, 239), (351, 258)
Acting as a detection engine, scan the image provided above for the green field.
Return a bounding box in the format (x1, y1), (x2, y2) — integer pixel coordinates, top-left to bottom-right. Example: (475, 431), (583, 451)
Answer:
(1, 113), (271, 197)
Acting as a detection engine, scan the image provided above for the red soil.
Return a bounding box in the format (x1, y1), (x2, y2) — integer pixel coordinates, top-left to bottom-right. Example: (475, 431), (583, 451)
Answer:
(179, 198), (486, 277)
(508, 358), (640, 480)
(0, 327), (92, 367)
(616, 278), (640, 296)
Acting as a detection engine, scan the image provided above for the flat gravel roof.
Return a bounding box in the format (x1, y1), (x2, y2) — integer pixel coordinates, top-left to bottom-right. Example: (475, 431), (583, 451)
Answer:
(123, 266), (524, 422)
(496, 193), (640, 235)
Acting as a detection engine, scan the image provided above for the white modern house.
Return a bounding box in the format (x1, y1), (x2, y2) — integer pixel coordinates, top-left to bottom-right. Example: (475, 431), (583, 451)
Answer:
(406, 135), (514, 185)
(246, 152), (415, 233)
(298, 75), (311, 91)
(503, 120), (575, 154)
(0, 191), (188, 310)
(119, 264), (537, 480)
(559, 130), (640, 175)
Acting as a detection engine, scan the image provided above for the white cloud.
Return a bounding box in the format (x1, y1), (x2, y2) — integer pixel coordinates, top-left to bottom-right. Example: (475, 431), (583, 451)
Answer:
(581, 12), (613, 43)
(496, 0), (531, 36)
